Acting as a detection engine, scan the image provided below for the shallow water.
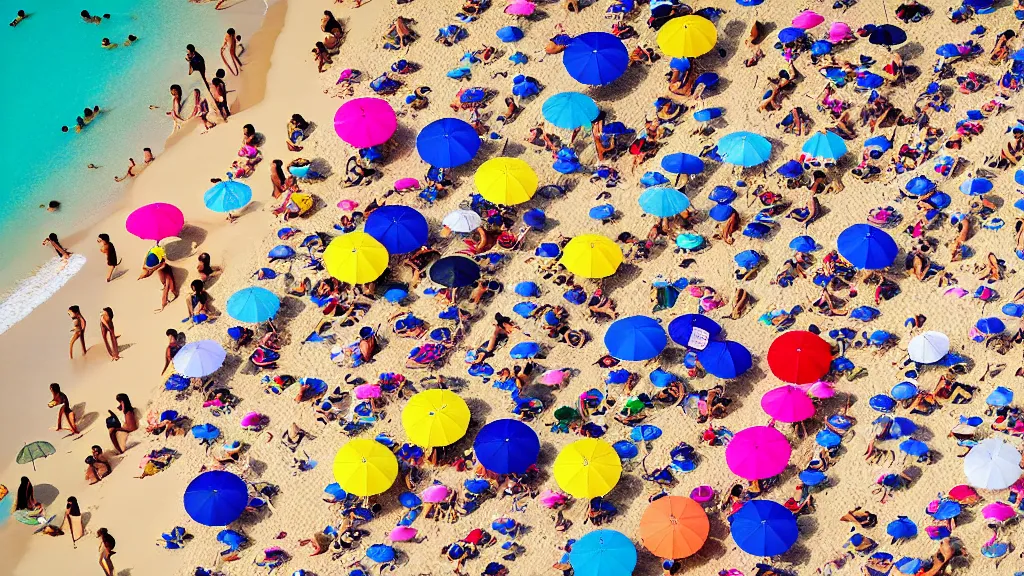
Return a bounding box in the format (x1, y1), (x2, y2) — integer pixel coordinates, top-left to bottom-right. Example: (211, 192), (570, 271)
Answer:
(0, 0), (266, 325)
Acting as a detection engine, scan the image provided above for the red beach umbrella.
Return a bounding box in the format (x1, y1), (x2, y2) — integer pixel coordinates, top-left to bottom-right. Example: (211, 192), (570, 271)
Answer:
(767, 330), (831, 384)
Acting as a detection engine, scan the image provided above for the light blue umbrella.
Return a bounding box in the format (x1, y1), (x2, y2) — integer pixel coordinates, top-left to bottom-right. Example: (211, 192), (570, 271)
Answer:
(717, 132), (772, 167)
(204, 178), (253, 213)
(226, 287), (280, 323)
(638, 186), (691, 217)
(542, 92), (600, 130)
(986, 386), (1014, 407)
(802, 131), (847, 160)
(173, 340), (227, 377)
(959, 177), (993, 196)
(569, 529), (637, 576)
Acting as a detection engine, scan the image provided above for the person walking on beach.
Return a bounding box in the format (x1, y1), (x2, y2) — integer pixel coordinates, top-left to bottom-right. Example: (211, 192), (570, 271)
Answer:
(48, 383), (80, 435)
(97, 233), (120, 282)
(167, 84), (185, 131)
(96, 527), (115, 576)
(138, 256), (179, 311)
(211, 76), (230, 120)
(99, 307), (120, 361)
(222, 27), (242, 75)
(186, 44), (210, 91)
(68, 305), (87, 358)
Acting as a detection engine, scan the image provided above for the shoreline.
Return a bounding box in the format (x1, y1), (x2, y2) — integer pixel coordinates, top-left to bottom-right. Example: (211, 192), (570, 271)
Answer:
(0, 1), (290, 572)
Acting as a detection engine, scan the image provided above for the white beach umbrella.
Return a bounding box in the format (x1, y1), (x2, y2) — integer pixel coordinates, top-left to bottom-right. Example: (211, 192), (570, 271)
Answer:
(442, 209), (482, 234)
(964, 438), (1022, 490)
(173, 340), (227, 378)
(907, 331), (950, 364)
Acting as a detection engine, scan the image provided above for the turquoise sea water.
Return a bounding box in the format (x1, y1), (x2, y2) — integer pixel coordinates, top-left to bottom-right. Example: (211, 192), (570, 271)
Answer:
(0, 1), (230, 295)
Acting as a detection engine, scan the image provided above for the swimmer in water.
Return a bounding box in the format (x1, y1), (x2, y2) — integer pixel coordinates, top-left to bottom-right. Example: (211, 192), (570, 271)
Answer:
(88, 163), (99, 169)
(40, 200), (61, 211)
(10, 10), (26, 27)
(101, 37), (117, 48)
(123, 34), (137, 46)
(81, 10), (106, 24)
(114, 158), (137, 182)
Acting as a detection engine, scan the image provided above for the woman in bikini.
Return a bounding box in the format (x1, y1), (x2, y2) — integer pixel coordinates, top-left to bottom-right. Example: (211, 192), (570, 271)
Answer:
(68, 305), (87, 358)
(107, 393), (138, 454)
(189, 88), (216, 132)
(96, 234), (119, 282)
(48, 383), (80, 434)
(99, 307), (120, 361)
(197, 253), (219, 282)
(167, 84), (185, 131)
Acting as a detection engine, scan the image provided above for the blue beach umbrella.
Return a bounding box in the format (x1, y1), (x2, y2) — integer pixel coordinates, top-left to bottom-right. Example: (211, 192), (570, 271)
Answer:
(887, 516), (918, 542)
(778, 27), (806, 44)
(869, 395), (897, 413)
(510, 341), (540, 359)
(562, 32), (629, 86)
(709, 185), (737, 204)
(816, 429), (841, 449)
(905, 176), (936, 195)
(936, 44), (961, 59)
(204, 178), (252, 213)
(799, 470), (826, 486)
(930, 501), (961, 521)
(366, 544), (396, 563)
(474, 419), (540, 474)
(542, 92), (600, 130)
(837, 224), (898, 270)
(734, 250), (761, 269)
(696, 340), (752, 379)
(661, 152), (705, 175)
(802, 131), (847, 160)
(777, 160), (804, 179)
(523, 208), (546, 229)
(869, 24), (907, 47)
(398, 492), (422, 508)
(183, 471), (248, 526)
(612, 440), (639, 459)
(604, 315), (668, 361)
(976, 317), (1006, 334)
(173, 340), (227, 378)
(736, 0), (764, 5)
(589, 204), (615, 221)
(811, 40), (833, 56)
(639, 187), (691, 217)
(857, 72), (884, 89)
(730, 500), (798, 557)
(693, 108), (723, 123)
(895, 558), (922, 575)
(891, 381), (918, 401)
(959, 177), (993, 196)
(717, 132), (772, 167)
(226, 287), (280, 323)
(416, 118), (480, 168)
(709, 204), (736, 222)
(496, 26), (524, 42)
(789, 235), (817, 252)
(191, 423), (220, 442)
(986, 386), (1014, 407)
(669, 57), (690, 71)
(675, 233), (704, 250)
(668, 314), (722, 348)
(630, 424), (662, 442)
(429, 256), (480, 288)
(1015, 169), (1024, 186)
(569, 529), (637, 576)
(365, 205), (428, 254)
(864, 135), (893, 155)
(899, 439), (929, 458)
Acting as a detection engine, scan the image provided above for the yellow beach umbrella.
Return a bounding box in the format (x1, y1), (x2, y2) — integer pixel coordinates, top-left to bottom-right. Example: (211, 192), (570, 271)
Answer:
(560, 234), (623, 279)
(402, 389), (470, 448)
(474, 157), (538, 206)
(333, 439), (398, 496)
(553, 438), (622, 498)
(657, 16), (717, 58)
(323, 232), (389, 284)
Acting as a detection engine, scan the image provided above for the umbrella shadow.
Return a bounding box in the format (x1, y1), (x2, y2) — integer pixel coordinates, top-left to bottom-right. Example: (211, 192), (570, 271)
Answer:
(389, 124), (420, 165)
(308, 157), (333, 178)
(714, 19), (749, 68)
(602, 262), (643, 294)
(34, 483), (60, 507)
(164, 224), (207, 261)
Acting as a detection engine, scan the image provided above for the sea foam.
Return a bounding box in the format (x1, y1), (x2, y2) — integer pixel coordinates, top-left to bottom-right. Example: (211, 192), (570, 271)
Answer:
(0, 255), (87, 335)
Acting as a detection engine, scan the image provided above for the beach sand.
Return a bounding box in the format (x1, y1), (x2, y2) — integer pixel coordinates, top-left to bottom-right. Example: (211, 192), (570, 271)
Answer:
(3, 0), (1024, 575)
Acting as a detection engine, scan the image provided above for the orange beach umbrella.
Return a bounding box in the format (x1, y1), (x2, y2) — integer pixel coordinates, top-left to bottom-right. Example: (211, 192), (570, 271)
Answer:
(639, 496), (709, 559)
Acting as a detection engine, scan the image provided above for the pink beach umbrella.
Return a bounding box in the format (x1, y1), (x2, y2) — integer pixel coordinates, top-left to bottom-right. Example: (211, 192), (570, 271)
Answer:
(541, 369), (569, 386)
(505, 1), (536, 15)
(803, 380), (836, 399)
(947, 485), (980, 504)
(355, 384), (382, 399)
(828, 22), (853, 43)
(240, 411), (265, 429)
(726, 426), (792, 480)
(389, 526), (418, 541)
(422, 484), (451, 503)
(982, 502), (1016, 523)
(761, 386), (816, 423)
(337, 199), (359, 211)
(395, 178), (420, 192)
(126, 202), (185, 241)
(539, 488), (568, 509)
(333, 97), (397, 148)
(792, 10), (824, 30)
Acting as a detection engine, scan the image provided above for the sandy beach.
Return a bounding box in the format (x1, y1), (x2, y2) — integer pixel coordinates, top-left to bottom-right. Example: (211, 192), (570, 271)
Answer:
(4, 0), (1024, 575)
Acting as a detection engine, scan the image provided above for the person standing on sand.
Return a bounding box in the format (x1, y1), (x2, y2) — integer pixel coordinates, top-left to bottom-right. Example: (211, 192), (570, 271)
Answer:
(211, 76), (230, 120)
(99, 307), (120, 361)
(48, 383), (80, 435)
(162, 328), (183, 374)
(186, 44), (210, 91)
(68, 305), (87, 359)
(222, 27), (242, 75)
(167, 84), (185, 131)
(189, 88), (217, 132)
(96, 528), (115, 576)
(97, 233), (120, 282)
(138, 255), (179, 311)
